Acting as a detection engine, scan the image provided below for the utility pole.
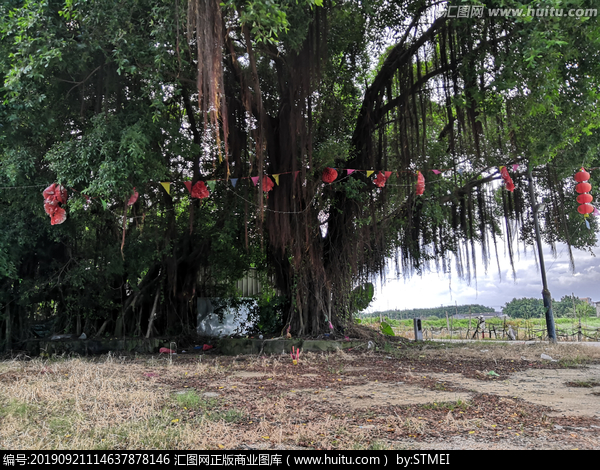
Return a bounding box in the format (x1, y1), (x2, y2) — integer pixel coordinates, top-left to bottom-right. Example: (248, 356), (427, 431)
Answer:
(527, 163), (557, 343)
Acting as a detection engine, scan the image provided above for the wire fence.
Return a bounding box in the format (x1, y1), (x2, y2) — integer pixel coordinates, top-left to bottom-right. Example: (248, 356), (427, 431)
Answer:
(391, 322), (600, 342)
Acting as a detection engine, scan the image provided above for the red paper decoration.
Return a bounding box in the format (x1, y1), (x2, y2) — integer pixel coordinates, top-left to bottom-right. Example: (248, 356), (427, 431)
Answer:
(500, 166), (514, 192)
(185, 181), (210, 199)
(416, 171), (425, 195)
(574, 168), (593, 217)
(322, 167), (338, 184)
(374, 171), (387, 188)
(127, 188), (139, 206)
(192, 181), (210, 199)
(262, 175), (274, 193)
(42, 183), (68, 225)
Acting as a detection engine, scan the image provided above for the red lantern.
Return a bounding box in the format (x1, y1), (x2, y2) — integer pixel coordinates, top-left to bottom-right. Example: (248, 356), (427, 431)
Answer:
(192, 181), (210, 199)
(576, 182), (592, 193)
(500, 166), (514, 192)
(374, 172), (387, 188)
(574, 168), (594, 218)
(322, 167), (338, 184)
(42, 183), (68, 225)
(262, 175), (274, 193)
(416, 171), (425, 195)
(574, 169), (590, 182)
(577, 193), (593, 204)
(185, 181), (210, 199)
(127, 188), (139, 206)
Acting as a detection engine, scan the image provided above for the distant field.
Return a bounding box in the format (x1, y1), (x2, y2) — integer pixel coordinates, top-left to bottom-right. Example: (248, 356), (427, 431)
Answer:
(362, 316), (600, 341)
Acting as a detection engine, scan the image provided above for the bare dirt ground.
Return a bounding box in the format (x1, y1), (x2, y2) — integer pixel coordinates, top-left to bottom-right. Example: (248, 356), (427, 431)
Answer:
(154, 340), (600, 450)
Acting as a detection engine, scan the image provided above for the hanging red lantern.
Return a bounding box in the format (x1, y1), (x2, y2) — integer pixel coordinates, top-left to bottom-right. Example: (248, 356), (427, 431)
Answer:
(499, 166), (514, 192)
(576, 182), (592, 193)
(185, 181), (210, 199)
(578, 204), (594, 215)
(416, 171), (425, 195)
(42, 183), (68, 225)
(374, 171), (387, 188)
(322, 167), (338, 184)
(127, 188), (139, 206)
(577, 193), (593, 204)
(192, 181), (210, 199)
(574, 168), (594, 218)
(574, 169), (591, 182)
(262, 175), (274, 193)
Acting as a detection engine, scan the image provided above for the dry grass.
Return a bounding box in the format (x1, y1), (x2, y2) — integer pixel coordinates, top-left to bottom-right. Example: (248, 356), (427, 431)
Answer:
(398, 341), (600, 363)
(1, 341), (599, 450)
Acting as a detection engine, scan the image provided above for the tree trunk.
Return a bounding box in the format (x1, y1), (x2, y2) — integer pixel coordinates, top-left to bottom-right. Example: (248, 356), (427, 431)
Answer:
(5, 303), (11, 351)
(145, 289), (160, 339)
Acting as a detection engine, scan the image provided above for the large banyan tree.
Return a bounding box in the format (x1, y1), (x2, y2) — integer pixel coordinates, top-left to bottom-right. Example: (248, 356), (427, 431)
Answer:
(1, 0), (599, 344)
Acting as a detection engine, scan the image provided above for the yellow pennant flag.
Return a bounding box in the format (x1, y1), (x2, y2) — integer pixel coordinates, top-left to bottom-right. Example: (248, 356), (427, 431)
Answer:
(160, 182), (171, 195)
(366, 170), (374, 178)
(273, 174), (280, 185)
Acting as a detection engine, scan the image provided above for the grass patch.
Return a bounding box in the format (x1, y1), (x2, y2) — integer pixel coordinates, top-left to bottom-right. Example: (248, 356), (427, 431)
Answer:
(0, 399), (31, 419)
(558, 356), (593, 368)
(175, 390), (202, 409)
(422, 399), (471, 412)
(565, 379), (600, 388)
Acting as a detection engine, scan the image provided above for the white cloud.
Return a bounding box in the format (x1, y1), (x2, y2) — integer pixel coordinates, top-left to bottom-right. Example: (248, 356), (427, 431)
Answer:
(367, 242), (600, 312)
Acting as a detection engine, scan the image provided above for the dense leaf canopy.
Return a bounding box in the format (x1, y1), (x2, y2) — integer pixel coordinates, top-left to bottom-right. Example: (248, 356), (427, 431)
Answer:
(1, 0), (599, 346)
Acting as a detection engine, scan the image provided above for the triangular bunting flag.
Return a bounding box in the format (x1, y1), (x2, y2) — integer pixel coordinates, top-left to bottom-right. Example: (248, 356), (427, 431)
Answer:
(366, 170), (374, 177)
(207, 180), (216, 192)
(431, 169), (442, 175)
(183, 181), (192, 193)
(347, 169), (355, 175)
(230, 178), (238, 188)
(160, 182), (171, 195)
(512, 164), (519, 171)
(273, 174), (280, 185)
(294, 171), (300, 180)
(251, 176), (259, 186)
(384, 171), (392, 180)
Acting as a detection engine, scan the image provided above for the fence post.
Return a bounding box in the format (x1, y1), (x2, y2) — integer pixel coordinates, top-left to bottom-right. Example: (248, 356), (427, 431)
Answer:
(413, 318), (423, 342)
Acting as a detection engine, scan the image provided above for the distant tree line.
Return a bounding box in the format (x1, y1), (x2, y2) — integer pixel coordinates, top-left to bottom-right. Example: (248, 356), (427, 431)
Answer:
(364, 304), (494, 320)
(503, 296), (596, 319)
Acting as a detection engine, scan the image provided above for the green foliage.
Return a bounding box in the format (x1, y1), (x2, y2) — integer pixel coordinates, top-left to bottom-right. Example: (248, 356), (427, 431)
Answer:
(379, 321), (395, 336)
(365, 304), (495, 320)
(246, 295), (288, 336)
(350, 282), (374, 313)
(1, 0), (600, 345)
(503, 296), (596, 319)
